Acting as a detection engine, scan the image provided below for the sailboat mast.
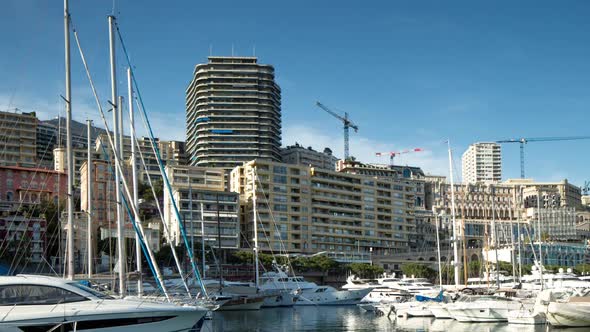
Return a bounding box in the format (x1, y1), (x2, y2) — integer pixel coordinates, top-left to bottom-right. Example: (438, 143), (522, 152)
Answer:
(491, 185), (500, 287)
(508, 201), (517, 282)
(515, 188), (522, 283)
(252, 167), (260, 289)
(189, 181), (194, 284)
(64, 0), (75, 281)
(435, 213), (443, 289)
(87, 120), (93, 278)
(537, 191), (544, 289)
(461, 202), (468, 286)
(200, 202), (206, 279)
(128, 68), (142, 297)
(447, 140), (460, 288)
(108, 15), (125, 297)
(217, 193), (222, 291)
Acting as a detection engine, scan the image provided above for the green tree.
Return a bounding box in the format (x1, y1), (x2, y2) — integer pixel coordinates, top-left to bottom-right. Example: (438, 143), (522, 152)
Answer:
(497, 261), (513, 273)
(348, 263), (384, 279)
(468, 260), (481, 278)
(401, 263), (436, 280)
(41, 199), (65, 260)
(574, 264), (590, 275)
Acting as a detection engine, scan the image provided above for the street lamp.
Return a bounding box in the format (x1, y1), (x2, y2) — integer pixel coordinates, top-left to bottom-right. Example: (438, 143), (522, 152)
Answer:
(369, 247), (373, 266)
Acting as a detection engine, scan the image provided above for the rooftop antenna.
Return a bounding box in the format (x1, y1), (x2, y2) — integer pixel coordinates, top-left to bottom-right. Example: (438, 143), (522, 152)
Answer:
(231, 43), (234, 57)
(253, 44), (256, 57)
(209, 44), (212, 57)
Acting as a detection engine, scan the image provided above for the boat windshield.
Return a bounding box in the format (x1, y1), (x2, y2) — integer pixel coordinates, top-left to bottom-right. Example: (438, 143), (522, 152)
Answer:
(68, 283), (114, 299)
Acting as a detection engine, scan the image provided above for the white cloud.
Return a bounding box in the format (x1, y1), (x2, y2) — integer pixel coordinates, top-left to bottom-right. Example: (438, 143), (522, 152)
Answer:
(283, 124), (457, 178)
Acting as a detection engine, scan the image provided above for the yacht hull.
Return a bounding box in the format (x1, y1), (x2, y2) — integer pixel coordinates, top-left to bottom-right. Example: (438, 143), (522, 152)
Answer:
(217, 296), (265, 311)
(429, 305), (452, 319)
(547, 302), (590, 327)
(0, 307), (206, 332)
(262, 292), (298, 307)
(295, 288), (371, 306)
(449, 307), (512, 322)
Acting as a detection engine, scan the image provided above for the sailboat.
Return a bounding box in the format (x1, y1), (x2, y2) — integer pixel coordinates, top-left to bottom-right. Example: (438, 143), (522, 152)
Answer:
(0, 3), (208, 330)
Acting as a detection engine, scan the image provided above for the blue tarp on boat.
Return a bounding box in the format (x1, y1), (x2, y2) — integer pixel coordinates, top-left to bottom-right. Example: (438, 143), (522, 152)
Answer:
(415, 290), (444, 302)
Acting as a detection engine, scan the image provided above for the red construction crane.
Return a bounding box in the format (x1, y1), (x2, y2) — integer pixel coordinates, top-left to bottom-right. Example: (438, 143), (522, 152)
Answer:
(375, 148), (424, 166)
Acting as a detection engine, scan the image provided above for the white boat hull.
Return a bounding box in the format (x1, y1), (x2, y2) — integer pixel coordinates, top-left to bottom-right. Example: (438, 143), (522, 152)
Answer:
(507, 310), (546, 325)
(262, 292), (298, 307)
(295, 288), (371, 306)
(547, 302), (590, 327)
(217, 297), (265, 311)
(0, 304), (206, 332)
(429, 305), (452, 319)
(357, 303), (378, 312)
(448, 307), (513, 322)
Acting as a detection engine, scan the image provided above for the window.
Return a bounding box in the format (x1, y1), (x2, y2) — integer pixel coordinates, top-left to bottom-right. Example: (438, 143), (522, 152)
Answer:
(273, 175), (287, 184)
(0, 285), (88, 306)
(274, 204), (288, 212)
(273, 166), (287, 174)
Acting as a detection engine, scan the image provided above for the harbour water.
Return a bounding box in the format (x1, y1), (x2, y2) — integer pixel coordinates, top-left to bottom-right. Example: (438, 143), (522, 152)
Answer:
(203, 306), (586, 332)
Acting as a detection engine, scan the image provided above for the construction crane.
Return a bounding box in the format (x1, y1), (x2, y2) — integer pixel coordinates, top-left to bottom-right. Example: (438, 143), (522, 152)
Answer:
(495, 136), (590, 178)
(316, 101), (358, 160)
(375, 148), (425, 166)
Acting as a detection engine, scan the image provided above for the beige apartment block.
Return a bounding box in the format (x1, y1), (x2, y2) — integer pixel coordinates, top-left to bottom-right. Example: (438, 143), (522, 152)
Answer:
(0, 110), (37, 167)
(163, 165), (240, 249)
(96, 134), (187, 183)
(505, 178), (582, 210)
(281, 144), (338, 170)
(231, 159), (425, 255)
(54, 147), (102, 186)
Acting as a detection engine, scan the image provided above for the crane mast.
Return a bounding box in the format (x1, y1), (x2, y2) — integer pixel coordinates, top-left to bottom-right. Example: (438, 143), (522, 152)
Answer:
(316, 101), (358, 160)
(495, 136), (590, 178)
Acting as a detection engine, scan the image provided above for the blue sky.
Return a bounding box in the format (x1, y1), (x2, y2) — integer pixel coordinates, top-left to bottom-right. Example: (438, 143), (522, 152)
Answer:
(1, 0), (589, 186)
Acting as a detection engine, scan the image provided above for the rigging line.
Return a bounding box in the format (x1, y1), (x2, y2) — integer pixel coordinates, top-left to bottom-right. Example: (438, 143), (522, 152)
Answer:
(98, 140), (168, 299)
(115, 25), (207, 298)
(254, 175), (302, 289)
(0, 112), (60, 254)
(0, 148), (61, 260)
(97, 136), (169, 300)
(128, 118), (191, 296)
(255, 175), (289, 256)
(72, 26), (171, 300)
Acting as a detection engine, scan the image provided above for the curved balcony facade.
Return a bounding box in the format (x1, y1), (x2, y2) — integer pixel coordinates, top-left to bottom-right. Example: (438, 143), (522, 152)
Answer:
(186, 57), (282, 171)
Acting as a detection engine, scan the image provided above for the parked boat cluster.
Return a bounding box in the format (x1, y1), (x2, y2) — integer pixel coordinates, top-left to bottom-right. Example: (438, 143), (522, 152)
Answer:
(349, 268), (590, 328)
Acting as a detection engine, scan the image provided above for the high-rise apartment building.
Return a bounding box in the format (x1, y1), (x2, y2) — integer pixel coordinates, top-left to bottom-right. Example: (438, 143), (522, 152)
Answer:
(461, 142), (502, 184)
(186, 56), (282, 171)
(0, 110), (37, 168)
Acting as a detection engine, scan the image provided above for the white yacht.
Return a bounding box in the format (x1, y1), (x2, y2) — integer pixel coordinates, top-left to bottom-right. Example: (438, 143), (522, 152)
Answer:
(546, 288), (590, 327)
(259, 269), (372, 305)
(0, 275), (209, 332)
(446, 295), (522, 322)
(521, 266), (590, 290)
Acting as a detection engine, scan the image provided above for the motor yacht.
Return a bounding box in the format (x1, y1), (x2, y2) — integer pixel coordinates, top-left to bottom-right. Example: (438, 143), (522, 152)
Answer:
(546, 288), (590, 327)
(446, 295), (522, 322)
(259, 269), (372, 305)
(0, 275), (209, 332)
